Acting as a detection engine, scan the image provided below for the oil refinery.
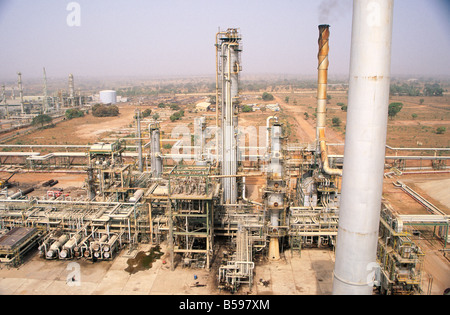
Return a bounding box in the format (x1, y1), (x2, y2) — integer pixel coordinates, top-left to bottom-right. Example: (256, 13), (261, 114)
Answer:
(0, 0), (449, 296)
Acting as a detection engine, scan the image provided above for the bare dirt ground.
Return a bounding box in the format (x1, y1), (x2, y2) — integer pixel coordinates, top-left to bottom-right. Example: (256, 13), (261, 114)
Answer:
(383, 173), (450, 215)
(4, 104), (140, 146)
(0, 91), (448, 295)
(0, 243), (334, 296)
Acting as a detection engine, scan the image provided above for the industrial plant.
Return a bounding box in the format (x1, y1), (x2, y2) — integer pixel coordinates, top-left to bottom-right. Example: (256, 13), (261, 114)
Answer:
(0, 0), (449, 296)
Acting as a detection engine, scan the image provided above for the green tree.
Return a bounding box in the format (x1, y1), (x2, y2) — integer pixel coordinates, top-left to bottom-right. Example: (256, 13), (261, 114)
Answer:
(411, 113), (418, 120)
(332, 117), (341, 127)
(170, 104), (180, 111)
(436, 127), (446, 134)
(65, 108), (84, 120)
(242, 105), (252, 112)
(424, 83), (444, 96)
(32, 114), (53, 127)
(262, 92), (274, 101)
(388, 102), (403, 119)
(142, 108), (152, 117)
(92, 104), (119, 117)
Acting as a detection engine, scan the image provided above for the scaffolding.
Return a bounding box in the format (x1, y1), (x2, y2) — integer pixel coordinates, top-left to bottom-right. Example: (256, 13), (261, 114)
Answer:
(376, 204), (425, 295)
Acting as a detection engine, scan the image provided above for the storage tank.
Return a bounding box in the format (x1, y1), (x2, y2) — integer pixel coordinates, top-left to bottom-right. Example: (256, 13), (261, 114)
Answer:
(99, 90), (117, 104)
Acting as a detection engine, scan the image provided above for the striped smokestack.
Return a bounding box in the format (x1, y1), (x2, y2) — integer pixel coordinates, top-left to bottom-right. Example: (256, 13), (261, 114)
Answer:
(316, 24), (330, 142)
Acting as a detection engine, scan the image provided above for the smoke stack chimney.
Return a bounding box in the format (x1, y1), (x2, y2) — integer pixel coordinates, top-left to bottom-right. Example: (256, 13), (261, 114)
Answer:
(332, 0), (394, 295)
(316, 24), (330, 142)
(316, 25), (342, 176)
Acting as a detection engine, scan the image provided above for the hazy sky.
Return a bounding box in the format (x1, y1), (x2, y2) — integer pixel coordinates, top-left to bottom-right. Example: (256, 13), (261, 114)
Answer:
(0, 0), (449, 82)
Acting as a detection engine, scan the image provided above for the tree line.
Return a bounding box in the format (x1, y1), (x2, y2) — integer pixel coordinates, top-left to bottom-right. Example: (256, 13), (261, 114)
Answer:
(390, 82), (444, 97)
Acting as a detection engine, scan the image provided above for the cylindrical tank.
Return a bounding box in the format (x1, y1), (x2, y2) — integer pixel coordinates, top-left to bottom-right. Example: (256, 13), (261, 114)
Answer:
(46, 235), (69, 259)
(99, 90), (117, 104)
(59, 234), (82, 259)
(103, 234), (118, 253)
(92, 234), (108, 251)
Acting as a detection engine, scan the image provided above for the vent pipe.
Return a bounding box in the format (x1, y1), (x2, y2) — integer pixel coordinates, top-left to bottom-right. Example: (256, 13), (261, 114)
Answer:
(332, 0), (394, 295)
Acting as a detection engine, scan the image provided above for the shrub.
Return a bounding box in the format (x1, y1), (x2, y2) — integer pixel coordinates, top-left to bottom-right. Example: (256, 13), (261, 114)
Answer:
(65, 108), (84, 120)
(262, 92), (274, 101)
(142, 109), (152, 117)
(32, 114), (52, 127)
(436, 127), (446, 134)
(242, 105), (252, 112)
(332, 117), (341, 127)
(388, 102), (403, 119)
(92, 104), (119, 117)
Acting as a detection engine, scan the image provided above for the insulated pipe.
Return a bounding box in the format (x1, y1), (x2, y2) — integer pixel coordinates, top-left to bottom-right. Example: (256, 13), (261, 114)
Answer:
(332, 0), (394, 295)
(319, 129), (342, 176)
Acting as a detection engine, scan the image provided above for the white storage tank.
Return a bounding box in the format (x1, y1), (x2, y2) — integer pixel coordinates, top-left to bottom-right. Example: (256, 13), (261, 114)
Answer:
(99, 90), (117, 104)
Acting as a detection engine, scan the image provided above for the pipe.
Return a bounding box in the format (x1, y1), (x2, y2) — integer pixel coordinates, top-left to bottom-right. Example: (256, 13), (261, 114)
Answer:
(319, 129), (342, 176)
(332, 0), (394, 295)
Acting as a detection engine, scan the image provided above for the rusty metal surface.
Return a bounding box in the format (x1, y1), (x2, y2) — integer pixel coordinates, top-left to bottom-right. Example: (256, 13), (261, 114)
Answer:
(0, 227), (38, 251)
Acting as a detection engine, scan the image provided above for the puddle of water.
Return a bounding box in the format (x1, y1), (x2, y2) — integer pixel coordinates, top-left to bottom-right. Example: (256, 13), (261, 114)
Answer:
(124, 246), (164, 274)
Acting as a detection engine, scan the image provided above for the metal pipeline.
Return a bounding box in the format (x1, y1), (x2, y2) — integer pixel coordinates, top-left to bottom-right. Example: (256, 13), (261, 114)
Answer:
(319, 129), (342, 176)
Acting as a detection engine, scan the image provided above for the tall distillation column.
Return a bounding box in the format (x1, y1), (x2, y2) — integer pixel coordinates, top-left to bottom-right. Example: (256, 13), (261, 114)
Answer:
(136, 109), (143, 173)
(43, 68), (48, 114)
(68, 74), (75, 107)
(332, 0), (394, 295)
(217, 29), (242, 204)
(266, 122), (286, 260)
(150, 123), (163, 178)
(17, 72), (24, 114)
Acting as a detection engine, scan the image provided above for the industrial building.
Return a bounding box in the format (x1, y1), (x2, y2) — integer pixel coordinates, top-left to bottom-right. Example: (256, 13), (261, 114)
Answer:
(0, 0), (449, 296)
